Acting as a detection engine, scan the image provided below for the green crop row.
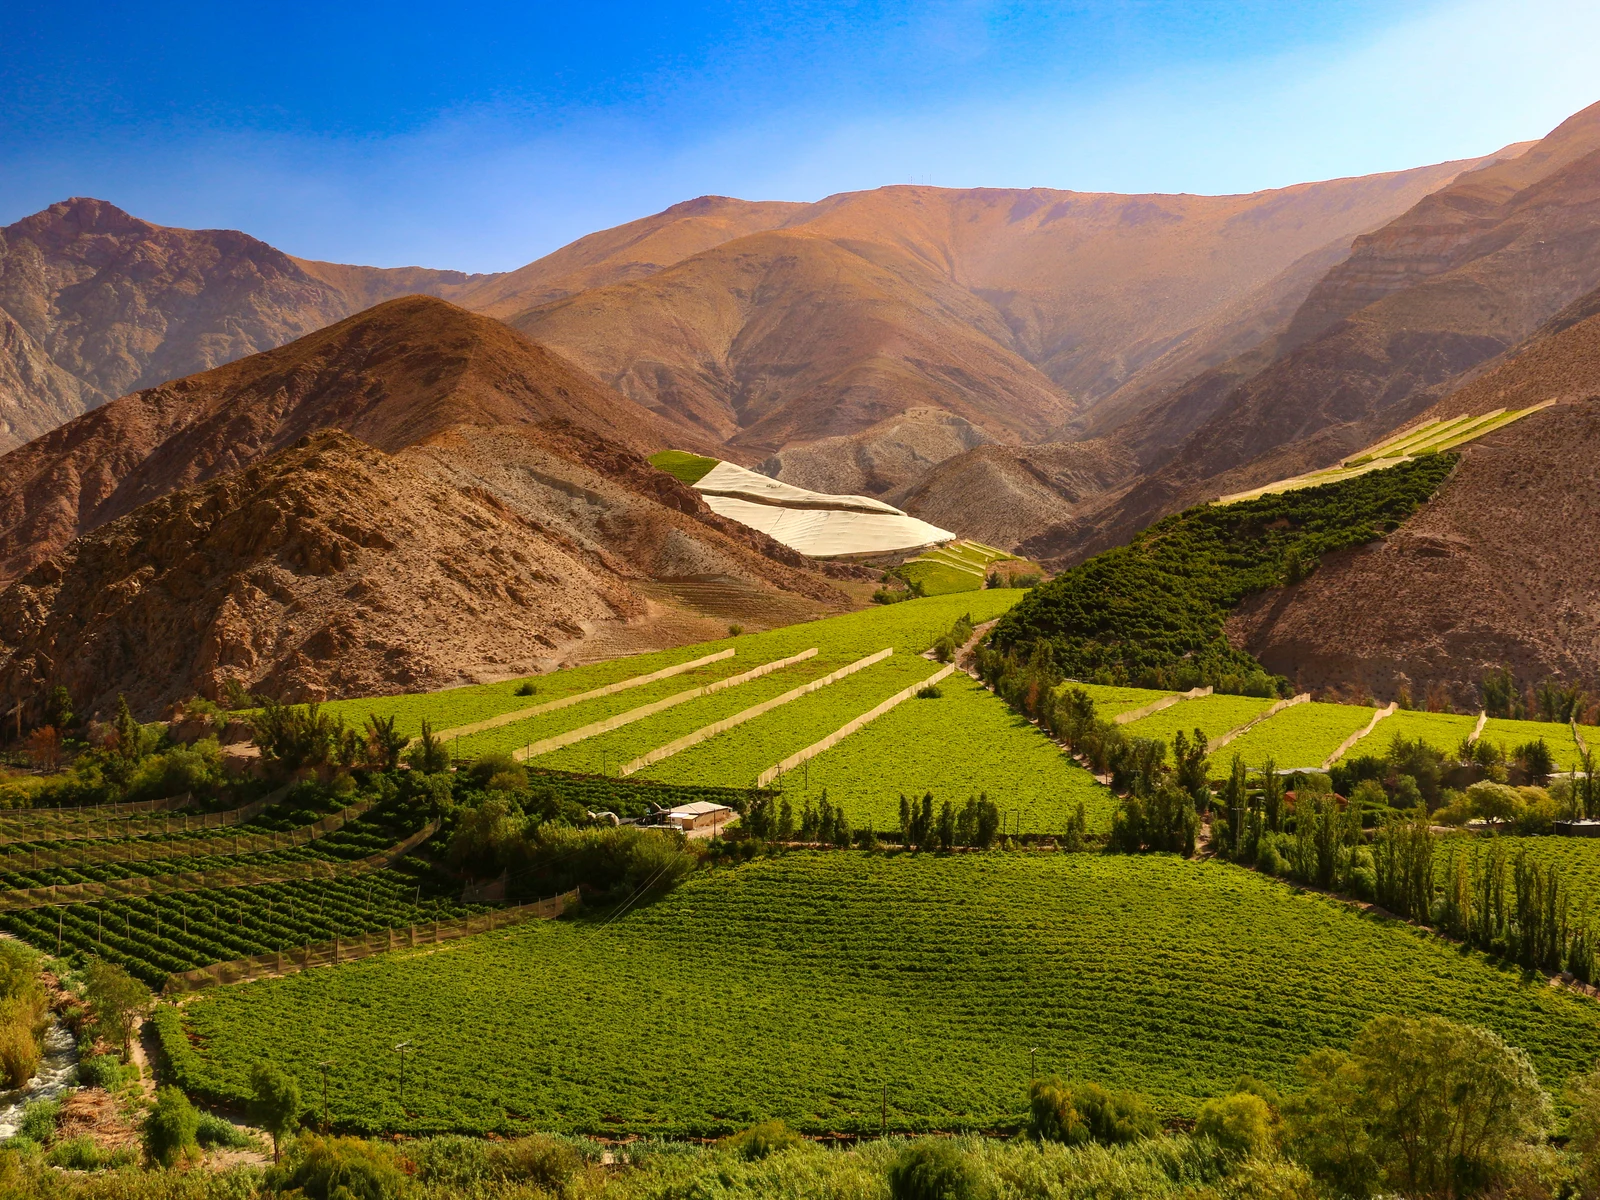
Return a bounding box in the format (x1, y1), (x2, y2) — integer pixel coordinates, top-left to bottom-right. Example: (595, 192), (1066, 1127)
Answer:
(1218, 702), (1377, 772)
(779, 673), (1114, 834)
(1480, 718), (1593, 770)
(164, 852), (1600, 1137)
(0, 857), (485, 988)
(0, 803), (422, 892)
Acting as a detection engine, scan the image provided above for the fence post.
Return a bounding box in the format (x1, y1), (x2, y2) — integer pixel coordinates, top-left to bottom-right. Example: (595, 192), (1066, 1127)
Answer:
(334, 937), (340, 963)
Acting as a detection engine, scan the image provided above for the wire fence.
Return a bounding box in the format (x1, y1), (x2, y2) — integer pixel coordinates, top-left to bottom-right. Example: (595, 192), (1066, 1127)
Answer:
(0, 790), (200, 827)
(162, 887), (580, 993)
(0, 820), (440, 912)
(0, 800), (372, 872)
(0, 785), (291, 845)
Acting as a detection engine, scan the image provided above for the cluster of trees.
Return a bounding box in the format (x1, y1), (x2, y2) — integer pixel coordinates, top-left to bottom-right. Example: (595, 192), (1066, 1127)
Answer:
(250, 702), (429, 777)
(1336, 731), (1596, 831)
(1435, 839), (1597, 981)
(983, 455), (1455, 693)
(742, 791), (856, 846)
(444, 756), (695, 902)
(898, 792), (1003, 851)
(1481, 666), (1598, 724)
(2, 694), (236, 810)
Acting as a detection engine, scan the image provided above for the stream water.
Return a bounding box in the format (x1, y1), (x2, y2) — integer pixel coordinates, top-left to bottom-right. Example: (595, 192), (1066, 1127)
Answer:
(0, 1023), (79, 1139)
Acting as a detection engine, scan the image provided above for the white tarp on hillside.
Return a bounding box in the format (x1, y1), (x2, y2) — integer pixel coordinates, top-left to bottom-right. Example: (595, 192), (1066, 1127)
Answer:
(691, 462), (954, 557)
(694, 461), (903, 514)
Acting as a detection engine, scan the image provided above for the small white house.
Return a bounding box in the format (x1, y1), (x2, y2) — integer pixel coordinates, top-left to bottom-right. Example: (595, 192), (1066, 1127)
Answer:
(664, 801), (734, 832)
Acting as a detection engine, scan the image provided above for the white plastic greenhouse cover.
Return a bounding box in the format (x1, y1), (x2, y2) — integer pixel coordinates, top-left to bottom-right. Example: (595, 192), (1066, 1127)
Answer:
(694, 474), (955, 557)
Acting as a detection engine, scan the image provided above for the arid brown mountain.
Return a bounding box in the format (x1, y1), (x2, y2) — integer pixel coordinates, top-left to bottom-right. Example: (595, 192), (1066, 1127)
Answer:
(493, 159), (1510, 495)
(0, 198), (493, 452)
(0, 295), (714, 586)
(511, 229), (1079, 454)
(1084, 101), (1600, 557)
(1227, 303), (1600, 703)
(0, 298), (856, 716)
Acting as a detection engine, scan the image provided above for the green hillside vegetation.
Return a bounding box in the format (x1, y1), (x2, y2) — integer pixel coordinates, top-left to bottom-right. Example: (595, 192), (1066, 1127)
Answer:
(162, 852), (1600, 1137)
(1220, 702), (1378, 772)
(984, 456), (1458, 695)
(646, 449), (720, 484)
(775, 672), (1115, 833)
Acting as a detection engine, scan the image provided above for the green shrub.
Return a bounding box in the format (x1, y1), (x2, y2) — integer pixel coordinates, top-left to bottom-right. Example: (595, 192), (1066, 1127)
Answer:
(887, 1139), (987, 1200)
(487, 1133), (585, 1186)
(722, 1118), (803, 1161)
(45, 1135), (134, 1170)
(1070, 1081), (1158, 1145)
(77, 1052), (128, 1090)
(1028, 1076), (1086, 1145)
(143, 1085), (199, 1167)
(1196, 1091), (1274, 1157)
(917, 685), (944, 700)
(14, 1099), (57, 1144)
(195, 1111), (255, 1149)
(269, 1134), (406, 1200)
(513, 681), (539, 697)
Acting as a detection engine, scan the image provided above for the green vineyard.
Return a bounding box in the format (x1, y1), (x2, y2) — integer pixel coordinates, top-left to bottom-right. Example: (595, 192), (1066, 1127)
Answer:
(161, 852), (1600, 1137)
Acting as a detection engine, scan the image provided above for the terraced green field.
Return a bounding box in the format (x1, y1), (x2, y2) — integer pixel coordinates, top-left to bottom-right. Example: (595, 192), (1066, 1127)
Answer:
(164, 853), (1600, 1137)
(1480, 717), (1589, 769)
(1220, 702), (1377, 772)
(328, 594), (1022, 755)
(1123, 694), (1275, 759)
(1063, 683), (1177, 720)
(638, 656), (945, 789)
(1341, 710), (1478, 760)
(780, 673), (1114, 833)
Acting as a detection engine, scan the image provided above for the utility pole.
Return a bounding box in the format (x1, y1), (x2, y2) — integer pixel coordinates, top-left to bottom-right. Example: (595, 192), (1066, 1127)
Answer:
(318, 1060), (334, 1133)
(393, 1041), (411, 1110)
(1030, 1047), (1038, 1081)
(881, 1084), (887, 1137)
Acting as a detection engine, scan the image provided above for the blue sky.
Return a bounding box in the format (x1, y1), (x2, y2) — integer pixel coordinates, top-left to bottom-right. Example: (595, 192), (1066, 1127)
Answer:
(4, 0), (1597, 272)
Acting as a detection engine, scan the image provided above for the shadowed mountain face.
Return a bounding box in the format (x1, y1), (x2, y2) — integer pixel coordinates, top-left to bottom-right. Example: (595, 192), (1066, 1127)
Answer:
(1081, 101), (1600, 557)
(0, 298), (854, 716)
(1227, 307), (1600, 700)
(0, 198), (492, 452)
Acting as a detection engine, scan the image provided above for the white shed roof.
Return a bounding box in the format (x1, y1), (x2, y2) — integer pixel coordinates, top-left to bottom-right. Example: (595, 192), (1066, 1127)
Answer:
(667, 801), (735, 817)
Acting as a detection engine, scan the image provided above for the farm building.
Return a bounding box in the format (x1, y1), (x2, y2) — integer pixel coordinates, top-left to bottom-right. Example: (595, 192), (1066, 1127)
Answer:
(664, 801), (735, 832)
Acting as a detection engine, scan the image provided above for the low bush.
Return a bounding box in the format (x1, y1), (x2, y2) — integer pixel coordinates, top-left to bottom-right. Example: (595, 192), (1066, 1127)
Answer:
(887, 1139), (987, 1200)
(195, 1110), (256, 1149)
(1196, 1090), (1275, 1157)
(722, 1118), (803, 1161)
(143, 1085), (200, 1167)
(268, 1133), (407, 1200)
